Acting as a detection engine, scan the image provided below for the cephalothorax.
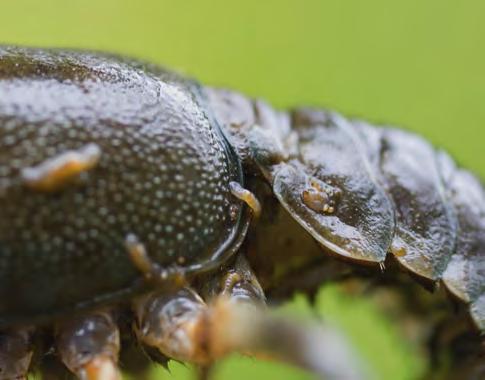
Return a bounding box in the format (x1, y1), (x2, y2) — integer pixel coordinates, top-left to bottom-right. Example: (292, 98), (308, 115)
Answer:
(0, 46), (483, 380)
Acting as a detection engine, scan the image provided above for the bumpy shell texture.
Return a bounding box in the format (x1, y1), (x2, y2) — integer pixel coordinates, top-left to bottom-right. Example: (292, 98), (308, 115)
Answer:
(206, 89), (484, 332)
(0, 47), (246, 325)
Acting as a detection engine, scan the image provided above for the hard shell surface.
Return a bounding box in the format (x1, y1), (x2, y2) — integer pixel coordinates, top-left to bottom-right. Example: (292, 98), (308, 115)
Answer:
(261, 109), (461, 282)
(0, 47), (246, 324)
(203, 87), (485, 331)
(379, 129), (457, 280)
(438, 152), (485, 329)
(272, 110), (395, 264)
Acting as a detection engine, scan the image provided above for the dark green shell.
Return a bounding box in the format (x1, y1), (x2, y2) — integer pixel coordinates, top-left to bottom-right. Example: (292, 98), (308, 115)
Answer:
(0, 46), (483, 333)
(206, 90), (484, 332)
(0, 47), (247, 325)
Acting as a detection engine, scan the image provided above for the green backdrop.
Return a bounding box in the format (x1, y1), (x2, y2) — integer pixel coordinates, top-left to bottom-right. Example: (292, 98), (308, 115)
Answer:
(0, 1), (483, 379)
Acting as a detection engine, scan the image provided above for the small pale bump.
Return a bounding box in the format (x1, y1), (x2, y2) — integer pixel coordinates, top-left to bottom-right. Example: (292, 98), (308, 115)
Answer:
(391, 244), (407, 257)
(125, 234), (153, 279)
(302, 187), (329, 212)
(229, 181), (261, 218)
(21, 143), (102, 192)
(301, 177), (339, 215)
(106, 215), (116, 225)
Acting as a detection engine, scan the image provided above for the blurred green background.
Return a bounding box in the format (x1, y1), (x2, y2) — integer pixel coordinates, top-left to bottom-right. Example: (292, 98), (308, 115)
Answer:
(1, 1), (483, 379)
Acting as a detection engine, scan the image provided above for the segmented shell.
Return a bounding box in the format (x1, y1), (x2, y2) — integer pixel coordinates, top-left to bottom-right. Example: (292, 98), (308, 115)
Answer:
(207, 89), (485, 331)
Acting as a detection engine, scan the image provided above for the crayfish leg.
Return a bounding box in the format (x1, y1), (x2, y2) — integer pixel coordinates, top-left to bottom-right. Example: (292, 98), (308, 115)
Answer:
(131, 255), (265, 367)
(0, 327), (33, 380)
(132, 287), (208, 364)
(56, 311), (121, 380)
(132, 254), (365, 379)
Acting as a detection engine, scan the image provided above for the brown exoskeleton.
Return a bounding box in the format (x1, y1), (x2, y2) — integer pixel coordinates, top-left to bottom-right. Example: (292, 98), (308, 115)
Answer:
(0, 46), (482, 379)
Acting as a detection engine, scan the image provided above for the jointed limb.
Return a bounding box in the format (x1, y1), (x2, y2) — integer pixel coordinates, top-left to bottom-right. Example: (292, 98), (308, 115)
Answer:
(0, 327), (33, 380)
(133, 254), (367, 379)
(56, 311), (121, 380)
